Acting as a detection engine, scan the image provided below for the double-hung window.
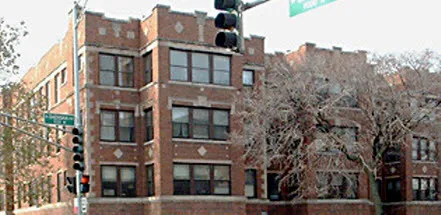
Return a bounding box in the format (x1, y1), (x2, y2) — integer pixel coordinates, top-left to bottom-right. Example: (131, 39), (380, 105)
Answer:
(146, 165), (154, 196)
(100, 54), (134, 87)
(173, 164), (231, 195)
(145, 109), (154, 141)
(412, 137), (437, 161)
(101, 166), (136, 197)
(170, 50), (231, 85)
(317, 172), (358, 199)
(245, 169), (257, 198)
(54, 73), (60, 103)
(144, 53), (152, 85)
(100, 110), (135, 142)
(413, 177), (438, 201)
(386, 179), (401, 202)
(243, 70), (254, 86)
(172, 107), (230, 140)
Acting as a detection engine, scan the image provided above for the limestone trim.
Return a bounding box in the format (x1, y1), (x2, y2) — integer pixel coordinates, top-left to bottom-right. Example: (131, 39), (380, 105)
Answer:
(13, 202), (68, 214)
(89, 84), (138, 92)
(168, 80), (237, 90)
(100, 141), (138, 146)
(383, 201), (441, 206)
(84, 45), (139, 57)
(243, 64), (265, 71)
(99, 161), (139, 166)
(144, 140), (154, 146)
(87, 196), (246, 204)
(173, 159), (232, 164)
(172, 138), (231, 145)
(139, 82), (157, 92)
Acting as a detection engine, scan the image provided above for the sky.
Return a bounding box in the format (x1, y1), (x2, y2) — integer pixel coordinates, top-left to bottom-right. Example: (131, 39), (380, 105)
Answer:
(1, 0), (441, 75)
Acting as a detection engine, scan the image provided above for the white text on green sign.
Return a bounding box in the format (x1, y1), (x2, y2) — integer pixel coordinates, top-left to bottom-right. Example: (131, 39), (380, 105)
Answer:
(289, 0), (337, 17)
(44, 113), (75, 126)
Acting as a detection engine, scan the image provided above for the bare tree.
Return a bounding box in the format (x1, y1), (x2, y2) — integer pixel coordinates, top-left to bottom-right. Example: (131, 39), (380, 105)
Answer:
(0, 18), (56, 214)
(235, 49), (441, 215)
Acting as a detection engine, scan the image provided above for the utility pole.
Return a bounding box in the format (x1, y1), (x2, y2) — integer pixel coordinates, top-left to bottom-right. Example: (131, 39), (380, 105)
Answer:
(72, 2), (83, 214)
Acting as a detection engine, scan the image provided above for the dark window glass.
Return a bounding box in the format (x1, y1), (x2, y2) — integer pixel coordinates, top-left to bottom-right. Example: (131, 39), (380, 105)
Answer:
(386, 179), (401, 202)
(192, 53), (210, 83)
(100, 111), (116, 141)
(61, 69), (67, 84)
(173, 164), (191, 195)
(170, 50), (188, 81)
(146, 165), (154, 196)
(317, 172), (358, 199)
(194, 165), (211, 195)
(120, 167), (136, 197)
(385, 145), (401, 162)
(172, 108), (189, 138)
(119, 111), (135, 142)
(54, 73), (59, 103)
(213, 110), (229, 140)
(243, 70), (254, 86)
(267, 173), (281, 201)
(57, 172), (62, 202)
(144, 53), (152, 85)
(100, 54), (134, 87)
(413, 178), (438, 201)
(193, 109), (210, 139)
(101, 166), (136, 197)
(145, 109), (154, 141)
(413, 137), (437, 161)
(213, 55), (230, 85)
(245, 169), (257, 198)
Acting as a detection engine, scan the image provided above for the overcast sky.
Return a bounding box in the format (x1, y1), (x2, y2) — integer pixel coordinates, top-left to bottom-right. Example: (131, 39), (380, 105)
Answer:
(1, 0), (441, 75)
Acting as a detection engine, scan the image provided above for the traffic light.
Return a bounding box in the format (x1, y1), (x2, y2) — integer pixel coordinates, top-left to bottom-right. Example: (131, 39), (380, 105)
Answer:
(66, 175), (89, 194)
(80, 175), (90, 193)
(67, 176), (77, 194)
(72, 127), (84, 171)
(214, 0), (242, 51)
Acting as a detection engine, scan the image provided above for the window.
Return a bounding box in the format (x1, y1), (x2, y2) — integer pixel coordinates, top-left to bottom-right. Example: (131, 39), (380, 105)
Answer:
(57, 172), (62, 202)
(100, 110), (135, 142)
(61, 69), (67, 84)
(413, 178), (438, 201)
(316, 125), (358, 153)
(0, 193), (3, 211)
(267, 173), (281, 201)
(192, 53), (210, 83)
(144, 53), (152, 85)
(386, 179), (401, 202)
(146, 165), (154, 196)
(99, 54), (134, 87)
(384, 145), (401, 162)
(78, 54), (84, 71)
(245, 169), (257, 198)
(170, 50), (231, 85)
(145, 109), (154, 141)
(45, 82), (51, 108)
(173, 164), (230, 195)
(101, 166), (136, 197)
(170, 50), (188, 81)
(46, 175), (52, 204)
(54, 73), (60, 103)
(317, 172), (358, 199)
(412, 137), (437, 161)
(243, 70), (254, 86)
(172, 107), (230, 140)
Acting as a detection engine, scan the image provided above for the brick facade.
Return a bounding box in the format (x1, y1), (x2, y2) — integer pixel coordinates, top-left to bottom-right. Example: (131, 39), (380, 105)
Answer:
(1, 4), (440, 215)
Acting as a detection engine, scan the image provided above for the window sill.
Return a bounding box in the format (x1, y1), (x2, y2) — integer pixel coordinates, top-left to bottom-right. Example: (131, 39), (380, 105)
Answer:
(168, 80), (236, 90)
(172, 138), (231, 145)
(144, 140), (154, 146)
(412, 160), (438, 164)
(139, 82), (156, 92)
(100, 141), (137, 146)
(384, 161), (401, 165)
(93, 85), (138, 92)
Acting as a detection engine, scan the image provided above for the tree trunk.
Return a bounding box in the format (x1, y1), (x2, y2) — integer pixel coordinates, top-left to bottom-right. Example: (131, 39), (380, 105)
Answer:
(2, 89), (15, 215)
(366, 169), (383, 215)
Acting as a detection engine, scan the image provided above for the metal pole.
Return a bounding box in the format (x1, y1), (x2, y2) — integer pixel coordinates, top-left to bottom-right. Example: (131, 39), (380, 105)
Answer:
(0, 112), (73, 134)
(72, 2), (83, 215)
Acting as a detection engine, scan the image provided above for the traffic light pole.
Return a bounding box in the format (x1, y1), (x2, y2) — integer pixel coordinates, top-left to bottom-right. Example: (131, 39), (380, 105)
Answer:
(72, 2), (83, 215)
(239, 0), (271, 53)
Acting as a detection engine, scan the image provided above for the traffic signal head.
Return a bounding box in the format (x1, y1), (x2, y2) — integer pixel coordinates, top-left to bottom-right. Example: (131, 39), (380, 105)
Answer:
(72, 127), (85, 171)
(215, 0), (239, 10)
(66, 176), (77, 194)
(214, 0), (242, 52)
(81, 175), (90, 193)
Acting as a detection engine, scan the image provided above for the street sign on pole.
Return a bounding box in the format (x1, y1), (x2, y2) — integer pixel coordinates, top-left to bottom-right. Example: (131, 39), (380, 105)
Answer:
(44, 113), (75, 126)
(289, 0), (337, 17)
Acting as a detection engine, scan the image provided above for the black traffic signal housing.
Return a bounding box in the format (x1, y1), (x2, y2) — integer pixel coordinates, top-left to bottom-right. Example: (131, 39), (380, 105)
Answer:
(66, 175), (90, 194)
(66, 176), (77, 194)
(72, 127), (85, 171)
(214, 0), (242, 50)
(80, 175), (90, 194)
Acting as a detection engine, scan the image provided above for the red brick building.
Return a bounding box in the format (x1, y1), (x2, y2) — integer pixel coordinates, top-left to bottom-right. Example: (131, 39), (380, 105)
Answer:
(0, 4), (440, 215)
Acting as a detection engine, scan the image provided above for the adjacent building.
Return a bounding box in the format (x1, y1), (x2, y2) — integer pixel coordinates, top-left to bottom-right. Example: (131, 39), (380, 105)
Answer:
(0, 4), (439, 215)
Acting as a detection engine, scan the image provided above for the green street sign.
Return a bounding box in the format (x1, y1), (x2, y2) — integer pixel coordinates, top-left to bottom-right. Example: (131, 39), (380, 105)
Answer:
(44, 113), (75, 126)
(289, 0), (337, 17)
